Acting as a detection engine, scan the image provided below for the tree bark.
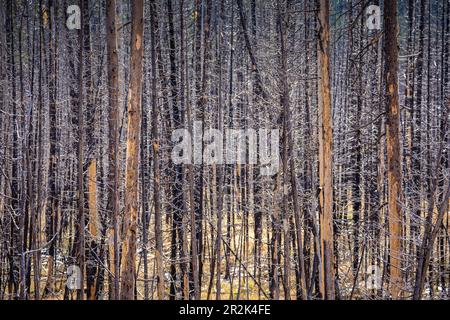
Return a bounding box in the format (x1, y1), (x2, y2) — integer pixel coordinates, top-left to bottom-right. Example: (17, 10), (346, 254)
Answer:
(149, 0), (165, 300)
(317, 0), (335, 300)
(383, 0), (403, 299)
(120, 0), (144, 300)
(106, 0), (120, 300)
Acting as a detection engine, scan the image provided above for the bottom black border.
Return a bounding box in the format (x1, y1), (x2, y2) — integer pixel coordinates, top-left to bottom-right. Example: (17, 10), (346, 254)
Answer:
(1, 300), (445, 319)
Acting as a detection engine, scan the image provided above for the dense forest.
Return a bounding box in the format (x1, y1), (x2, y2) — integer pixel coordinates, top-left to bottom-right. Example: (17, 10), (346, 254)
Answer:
(0, 0), (448, 300)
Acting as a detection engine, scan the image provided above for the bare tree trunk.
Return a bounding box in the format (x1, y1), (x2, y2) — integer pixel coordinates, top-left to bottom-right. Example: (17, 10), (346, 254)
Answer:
(42, 0), (59, 299)
(317, 0), (335, 300)
(149, 0), (165, 300)
(5, 0), (20, 300)
(178, 0), (190, 300)
(106, 0), (120, 300)
(75, 0), (86, 300)
(80, 0), (100, 301)
(166, 0), (183, 300)
(120, 0), (144, 300)
(383, 0), (403, 299)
